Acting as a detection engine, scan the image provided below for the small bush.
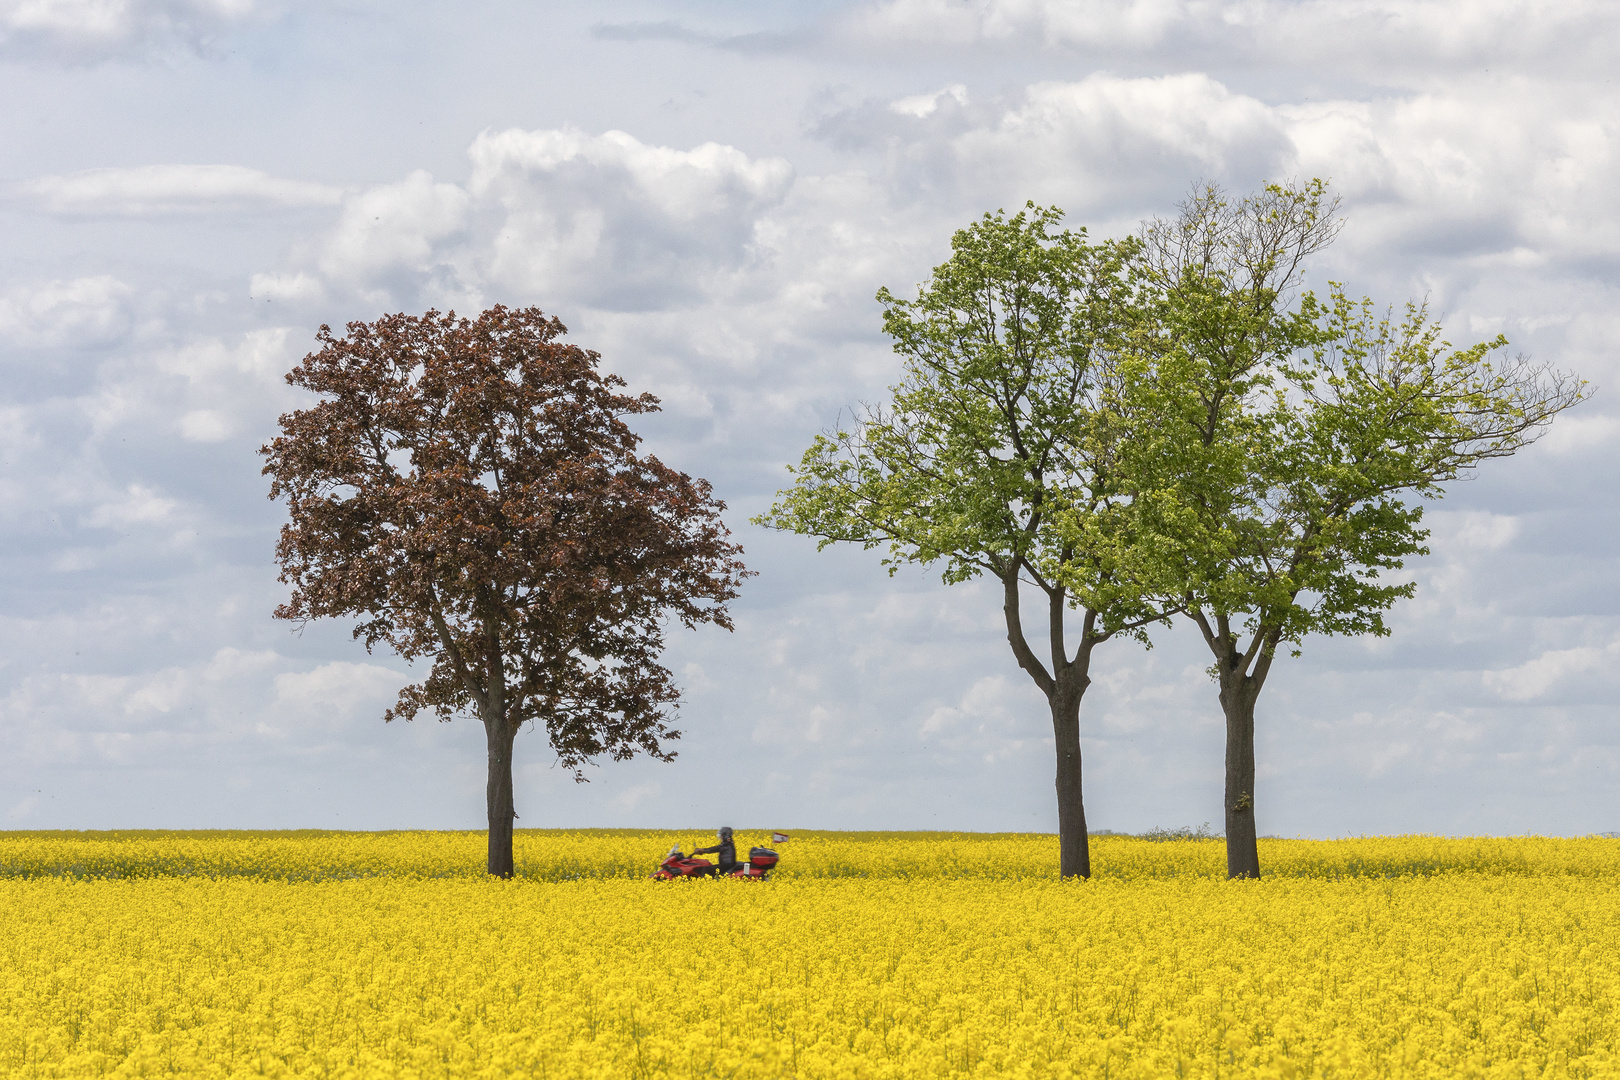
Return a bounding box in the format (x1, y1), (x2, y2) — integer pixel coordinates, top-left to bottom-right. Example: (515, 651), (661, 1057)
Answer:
(1138, 822), (1219, 842)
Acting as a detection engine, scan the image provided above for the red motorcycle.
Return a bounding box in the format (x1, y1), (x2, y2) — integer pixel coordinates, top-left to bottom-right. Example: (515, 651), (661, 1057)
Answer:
(652, 843), (781, 881)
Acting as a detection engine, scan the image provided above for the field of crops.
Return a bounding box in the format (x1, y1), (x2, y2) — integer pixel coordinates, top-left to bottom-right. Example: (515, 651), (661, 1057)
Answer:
(3, 831), (1618, 1078)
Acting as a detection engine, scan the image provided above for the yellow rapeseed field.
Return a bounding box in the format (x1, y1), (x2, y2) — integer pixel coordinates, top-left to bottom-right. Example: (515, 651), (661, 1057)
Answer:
(2, 831), (1617, 1078)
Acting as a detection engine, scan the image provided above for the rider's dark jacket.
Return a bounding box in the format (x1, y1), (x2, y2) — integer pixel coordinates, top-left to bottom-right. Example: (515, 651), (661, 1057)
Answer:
(693, 838), (738, 874)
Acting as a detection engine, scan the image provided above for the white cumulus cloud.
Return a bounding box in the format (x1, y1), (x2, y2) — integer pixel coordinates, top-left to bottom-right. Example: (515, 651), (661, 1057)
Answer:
(0, 0), (261, 63)
(1483, 642), (1620, 702)
(840, 0), (1618, 77)
(0, 275), (133, 348)
(842, 0), (1189, 49)
(15, 164), (342, 216)
(1281, 85), (1620, 261)
(315, 170), (473, 301)
(468, 127), (795, 311)
(820, 73), (1287, 211)
(254, 127), (803, 322)
(890, 83), (969, 118)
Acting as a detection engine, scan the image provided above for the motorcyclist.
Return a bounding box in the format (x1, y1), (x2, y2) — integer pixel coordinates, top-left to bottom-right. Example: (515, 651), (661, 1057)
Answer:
(692, 826), (739, 876)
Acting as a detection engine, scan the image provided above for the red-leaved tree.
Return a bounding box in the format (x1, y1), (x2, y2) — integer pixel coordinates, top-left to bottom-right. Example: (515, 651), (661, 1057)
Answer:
(262, 306), (749, 876)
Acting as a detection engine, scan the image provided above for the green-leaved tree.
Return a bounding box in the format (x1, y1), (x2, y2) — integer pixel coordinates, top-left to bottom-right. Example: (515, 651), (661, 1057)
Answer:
(756, 206), (1181, 879)
(1125, 182), (1587, 878)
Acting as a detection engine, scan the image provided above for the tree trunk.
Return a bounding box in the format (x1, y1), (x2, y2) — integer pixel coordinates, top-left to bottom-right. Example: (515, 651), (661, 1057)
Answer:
(1051, 679), (1090, 880)
(1218, 675), (1260, 879)
(485, 716), (517, 878)
(1000, 570), (1094, 880)
(1190, 611), (1272, 881)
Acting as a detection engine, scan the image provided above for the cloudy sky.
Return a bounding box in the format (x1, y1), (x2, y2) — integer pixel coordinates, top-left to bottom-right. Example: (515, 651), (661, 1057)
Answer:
(3, 0), (1616, 839)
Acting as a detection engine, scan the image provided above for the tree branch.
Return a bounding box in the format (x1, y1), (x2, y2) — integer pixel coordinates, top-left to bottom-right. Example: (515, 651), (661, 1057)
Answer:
(1003, 568), (1055, 697)
(1049, 582), (1068, 674)
(1187, 604), (1221, 654)
(427, 582), (491, 717)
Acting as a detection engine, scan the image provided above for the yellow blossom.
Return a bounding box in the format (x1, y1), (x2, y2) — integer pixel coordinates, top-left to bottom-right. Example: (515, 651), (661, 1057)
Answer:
(1, 830), (1616, 1077)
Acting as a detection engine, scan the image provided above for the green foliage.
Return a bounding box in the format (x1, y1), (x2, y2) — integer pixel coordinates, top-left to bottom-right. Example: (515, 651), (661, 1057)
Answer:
(757, 183), (1584, 881)
(1124, 182), (1586, 662)
(755, 203), (1178, 645)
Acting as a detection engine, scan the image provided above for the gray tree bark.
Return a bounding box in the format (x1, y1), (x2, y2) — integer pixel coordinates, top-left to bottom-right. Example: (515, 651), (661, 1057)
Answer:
(1218, 674), (1261, 879)
(1002, 568), (1096, 880)
(485, 716), (517, 878)
(1194, 609), (1274, 880)
(1050, 680), (1091, 880)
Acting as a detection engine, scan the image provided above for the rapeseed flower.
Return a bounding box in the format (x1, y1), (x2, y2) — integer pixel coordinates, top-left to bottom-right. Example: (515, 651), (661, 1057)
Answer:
(1, 831), (1615, 1077)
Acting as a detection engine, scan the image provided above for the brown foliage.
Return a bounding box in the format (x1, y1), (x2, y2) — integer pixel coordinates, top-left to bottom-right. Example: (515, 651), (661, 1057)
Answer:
(261, 305), (749, 777)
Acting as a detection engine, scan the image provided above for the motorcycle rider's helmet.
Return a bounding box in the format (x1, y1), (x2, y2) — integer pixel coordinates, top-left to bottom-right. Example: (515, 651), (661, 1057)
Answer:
(718, 826), (733, 842)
